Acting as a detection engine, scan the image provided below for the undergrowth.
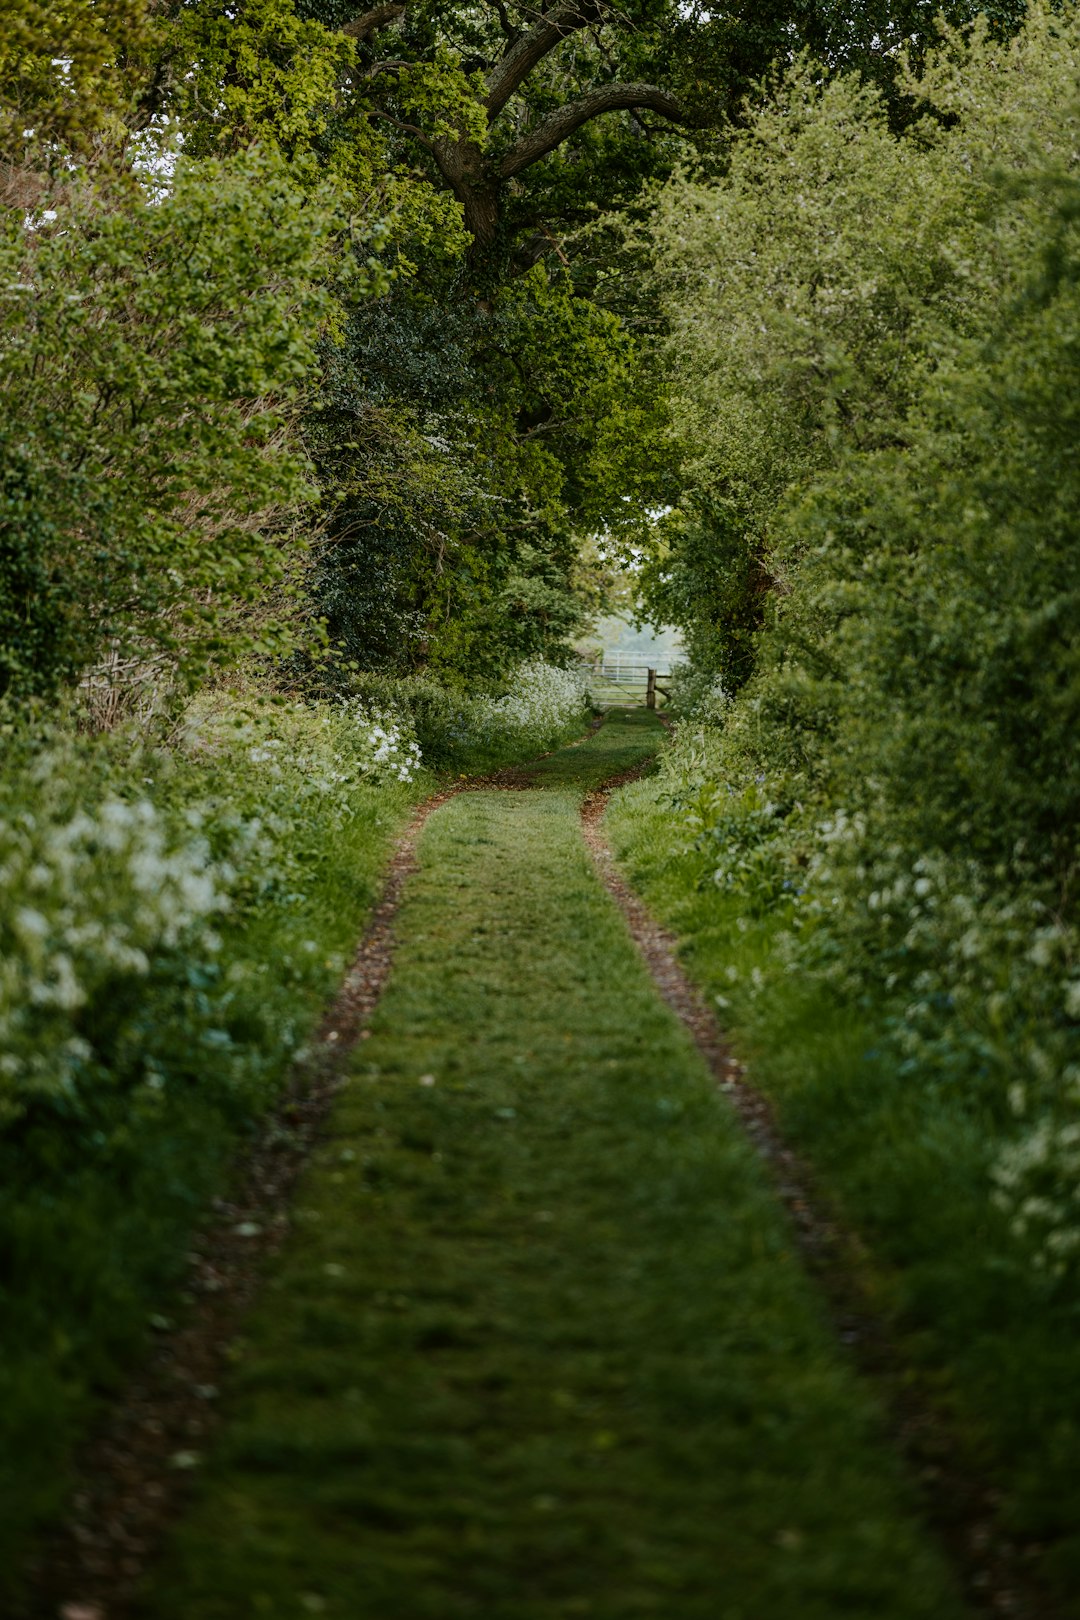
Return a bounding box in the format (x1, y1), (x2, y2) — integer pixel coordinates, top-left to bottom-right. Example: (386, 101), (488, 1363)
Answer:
(605, 773), (1080, 1600)
(0, 697), (423, 1587)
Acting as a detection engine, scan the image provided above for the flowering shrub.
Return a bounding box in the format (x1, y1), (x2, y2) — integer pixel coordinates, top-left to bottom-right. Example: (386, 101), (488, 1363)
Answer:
(656, 697), (1080, 1278)
(467, 659), (590, 751)
(0, 692), (427, 1139)
(350, 706), (424, 783)
(348, 659), (590, 768)
(184, 693), (423, 788)
(793, 816), (1080, 1277)
(0, 784), (229, 1128)
(667, 665), (732, 724)
(0, 660), (589, 1141)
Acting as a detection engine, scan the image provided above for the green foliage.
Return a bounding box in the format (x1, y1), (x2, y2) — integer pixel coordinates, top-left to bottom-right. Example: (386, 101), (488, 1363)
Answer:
(645, 5), (1080, 660)
(648, 4), (1080, 1273)
(4, 0), (1043, 695)
(174, 0), (993, 681)
(173, 0), (358, 158)
(307, 266), (660, 679)
(347, 659), (591, 768)
(305, 297), (494, 674)
(0, 694), (423, 1138)
(641, 498), (768, 693)
(608, 39), (1080, 1589)
(0, 0), (153, 173)
(0, 151), (346, 700)
(171, 0), (474, 256)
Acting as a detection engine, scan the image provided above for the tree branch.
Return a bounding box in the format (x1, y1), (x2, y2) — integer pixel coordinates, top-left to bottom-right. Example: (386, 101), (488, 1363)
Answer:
(358, 59), (413, 78)
(484, 0), (605, 119)
(512, 226), (570, 272)
(491, 0), (518, 40)
(367, 107), (435, 149)
(497, 82), (683, 178)
(343, 3), (407, 42)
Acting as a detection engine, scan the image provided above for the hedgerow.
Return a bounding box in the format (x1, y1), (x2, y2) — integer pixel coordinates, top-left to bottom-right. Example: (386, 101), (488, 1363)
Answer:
(0, 150), (356, 704)
(651, 2), (1080, 1280)
(0, 685), (436, 1567)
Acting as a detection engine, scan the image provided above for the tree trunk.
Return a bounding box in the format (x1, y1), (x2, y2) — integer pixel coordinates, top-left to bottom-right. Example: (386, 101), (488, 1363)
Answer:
(461, 181), (501, 255)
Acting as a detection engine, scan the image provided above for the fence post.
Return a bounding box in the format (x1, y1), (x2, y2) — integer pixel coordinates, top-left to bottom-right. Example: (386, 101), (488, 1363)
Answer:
(646, 668), (656, 709)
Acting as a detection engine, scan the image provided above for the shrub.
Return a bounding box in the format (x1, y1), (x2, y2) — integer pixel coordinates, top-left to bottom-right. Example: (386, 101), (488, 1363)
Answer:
(466, 660), (591, 751)
(0, 150), (343, 703)
(0, 692), (428, 1572)
(649, 4), (1080, 1275)
(345, 671), (471, 766)
(347, 659), (591, 768)
(0, 691), (426, 1147)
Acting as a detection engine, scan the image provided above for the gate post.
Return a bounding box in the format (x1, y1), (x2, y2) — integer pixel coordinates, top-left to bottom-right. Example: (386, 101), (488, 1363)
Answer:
(646, 668), (656, 709)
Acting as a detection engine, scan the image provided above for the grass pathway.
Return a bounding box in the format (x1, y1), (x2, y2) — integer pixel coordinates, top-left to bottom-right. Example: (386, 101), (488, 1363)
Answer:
(138, 712), (964, 1619)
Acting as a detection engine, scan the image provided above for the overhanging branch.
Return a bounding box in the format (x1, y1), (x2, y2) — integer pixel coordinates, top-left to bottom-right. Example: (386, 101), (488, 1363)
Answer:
(497, 82), (683, 178)
(368, 107), (435, 149)
(343, 3), (407, 42)
(484, 0), (605, 118)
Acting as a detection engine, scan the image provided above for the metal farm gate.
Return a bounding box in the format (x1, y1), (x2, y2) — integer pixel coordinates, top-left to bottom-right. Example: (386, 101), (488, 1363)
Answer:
(585, 656), (673, 708)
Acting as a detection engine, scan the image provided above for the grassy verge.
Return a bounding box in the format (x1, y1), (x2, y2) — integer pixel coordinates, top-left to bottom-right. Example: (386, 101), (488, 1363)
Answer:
(447, 711), (595, 776)
(141, 714), (963, 1620)
(605, 774), (1080, 1601)
(3, 695), (608, 1594)
(0, 767), (422, 1595)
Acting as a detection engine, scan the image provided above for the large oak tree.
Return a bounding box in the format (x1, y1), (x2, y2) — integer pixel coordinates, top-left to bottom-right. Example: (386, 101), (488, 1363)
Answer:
(138, 0), (1033, 676)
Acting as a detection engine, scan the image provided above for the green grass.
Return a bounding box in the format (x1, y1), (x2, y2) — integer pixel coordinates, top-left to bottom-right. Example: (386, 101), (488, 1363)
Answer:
(505, 705), (660, 790)
(448, 713), (601, 776)
(605, 774), (1080, 1604)
(0, 777), (424, 1602)
(142, 714), (964, 1620)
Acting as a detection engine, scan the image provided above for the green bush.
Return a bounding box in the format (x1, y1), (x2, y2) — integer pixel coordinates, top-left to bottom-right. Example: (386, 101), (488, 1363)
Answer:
(345, 671), (473, 766)
(650, 3), (1080, 1278)
(347, 660), (592, 770)
(0, 150), (344, 702)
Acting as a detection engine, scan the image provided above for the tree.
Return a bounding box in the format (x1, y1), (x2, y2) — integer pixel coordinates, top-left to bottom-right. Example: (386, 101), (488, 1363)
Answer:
(5, 0), (1038, 697)
(0, 0), (154, 206)
(344, 0), (684, 261)
(311, 0), (1033, 269)
(0, 152), (346, 702)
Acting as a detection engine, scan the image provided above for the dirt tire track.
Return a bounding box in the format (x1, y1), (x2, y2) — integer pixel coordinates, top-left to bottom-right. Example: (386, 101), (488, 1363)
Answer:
(580, 782), (1053, 1620)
